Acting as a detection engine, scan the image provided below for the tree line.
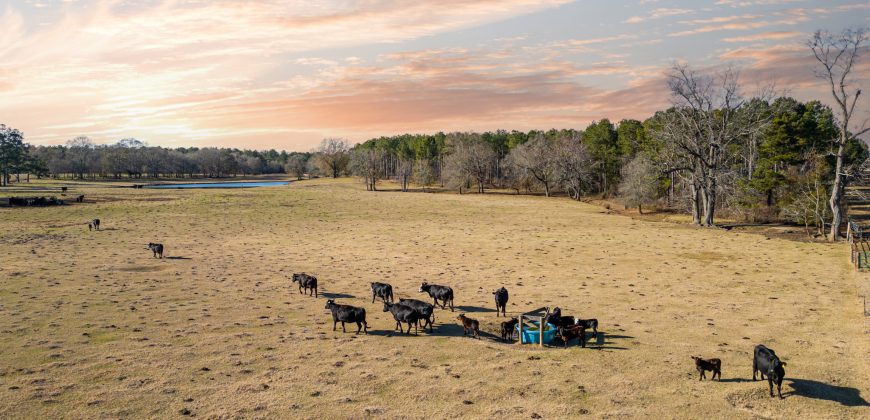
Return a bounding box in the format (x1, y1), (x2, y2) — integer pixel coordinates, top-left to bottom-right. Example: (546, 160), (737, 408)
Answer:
(0, 134), (317, 183)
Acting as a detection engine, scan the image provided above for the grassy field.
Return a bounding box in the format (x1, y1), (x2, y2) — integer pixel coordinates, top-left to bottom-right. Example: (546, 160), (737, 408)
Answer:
(1, 178), (868, 419)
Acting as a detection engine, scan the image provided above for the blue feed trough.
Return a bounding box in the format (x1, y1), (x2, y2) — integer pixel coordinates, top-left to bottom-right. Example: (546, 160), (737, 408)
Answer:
(518, 321), (557, 344)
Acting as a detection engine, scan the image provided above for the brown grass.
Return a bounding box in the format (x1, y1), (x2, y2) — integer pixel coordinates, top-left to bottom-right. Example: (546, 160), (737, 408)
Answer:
(0, 178), (868, 419)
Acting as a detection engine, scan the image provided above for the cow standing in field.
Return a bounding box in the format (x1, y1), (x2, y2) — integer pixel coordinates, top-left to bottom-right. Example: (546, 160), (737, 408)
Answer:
(370, 282), (394, 303)
(753, 345), (786, 398)
(493, 287), (508, 317)
(691, 356), (722, 381)
(147, 243), (164, 258)
(325, 299), (368, 334)
(91, 219), (100, 231)
(384, 302), (420, 335)
(419, 282), (454, 311)
(292, 273), (318, 297)
(75, 195), (85, 203)
(398, 298), (435, 332)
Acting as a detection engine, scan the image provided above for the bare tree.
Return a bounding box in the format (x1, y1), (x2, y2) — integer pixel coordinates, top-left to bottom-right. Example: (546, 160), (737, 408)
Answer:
(285, 154), (307, 180)
(349, 147), (385, 191)
(653, 64), (772, 226)
(507, 133), (558, 197)
(619, 154), (659, 214)
(413, 159), (436, 192)
(552, 132), (594, 200)
(809, 28), (868, 240)
(396, 156), (413, 192)
(443, 132), (495, 194)
(314, 138), (351, 178)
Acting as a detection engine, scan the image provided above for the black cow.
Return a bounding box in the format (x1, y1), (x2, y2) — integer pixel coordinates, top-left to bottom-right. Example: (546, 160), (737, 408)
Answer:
(493, 287), (508, 317)
(419, 282), (454, 311)
(545, 307), (575, 329)
(753, 345), (786, 398)
(384, 302), (420, 335)
(75, 195), (85, 203)
(292, 273), (318, 297)
(558, 325), (586, 348)
(147, 242), (164, 258)
(91, 219), (101, 231)
(398, 298), (435, 332)
(574, 318), (599, 339)
(500, 317), (519, 342)
(325, 299), (368, 334)
(61, 187), (68, 192)
(456, 314), (480, 339)
(370, 282), (394, 303)
(691, 356), (722, 381)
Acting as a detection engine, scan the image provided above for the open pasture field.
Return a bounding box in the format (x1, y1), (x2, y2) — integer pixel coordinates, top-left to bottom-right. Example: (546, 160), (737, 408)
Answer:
(0, 178), (868, 419)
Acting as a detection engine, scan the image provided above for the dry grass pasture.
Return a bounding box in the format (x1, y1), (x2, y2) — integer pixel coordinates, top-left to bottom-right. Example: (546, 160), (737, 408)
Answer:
(1, 178), (869, 419)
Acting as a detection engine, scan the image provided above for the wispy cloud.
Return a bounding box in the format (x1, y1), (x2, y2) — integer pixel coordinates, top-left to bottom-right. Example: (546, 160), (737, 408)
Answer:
(625, 8), (693, 23)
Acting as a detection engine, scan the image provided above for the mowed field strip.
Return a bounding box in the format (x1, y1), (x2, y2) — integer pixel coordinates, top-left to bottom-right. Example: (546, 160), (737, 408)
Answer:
(1, 178), (868, 419)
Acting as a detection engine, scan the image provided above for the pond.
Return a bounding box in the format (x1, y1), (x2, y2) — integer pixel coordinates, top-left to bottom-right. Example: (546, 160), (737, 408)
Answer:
(145, 181), (289, 189)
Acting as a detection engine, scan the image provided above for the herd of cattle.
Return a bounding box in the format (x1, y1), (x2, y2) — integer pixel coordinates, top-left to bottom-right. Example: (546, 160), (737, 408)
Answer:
(292, 271), (790, 399)
(81, 216), (791, 399)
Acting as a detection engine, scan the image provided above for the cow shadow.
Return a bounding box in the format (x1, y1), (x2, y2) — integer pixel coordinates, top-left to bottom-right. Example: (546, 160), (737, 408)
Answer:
(320, 292), (355, 299)
(574, 332), (630, 350)
(432, 323), (501, 341)
(786, 378), (870, 406)
(454, 305), (495, 313)
(165, 256), (191, 260)
(718, 378), (753, 383)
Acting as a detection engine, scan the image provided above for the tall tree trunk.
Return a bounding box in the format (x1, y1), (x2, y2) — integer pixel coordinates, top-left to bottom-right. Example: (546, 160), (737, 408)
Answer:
(703, 177), (716, 227)
(829, 142), (846, 240)
(690, 180), (701, 225)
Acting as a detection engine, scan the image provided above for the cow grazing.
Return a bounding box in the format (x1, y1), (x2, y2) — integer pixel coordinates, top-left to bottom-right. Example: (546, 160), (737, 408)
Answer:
(370, 282), (394, 303)
(384, 302), (420, 335)
(545, 307), (575, 329)
(558, 325), (586, 348)
(325, 299), (368, 334)
(500, 317), (519, 342)
(147, 242), (164, 258)
(456, 314), (480, 339)
(574, 318), (599, 339)
(91, 219), (101, 231)
(398, 298), (435, 332)
(691, 356), (722, 381)
(292, 273), (318, 297)
(493, 287), (508, 317)
(753, 345), (786, 398)
(419, 282), (454, 311)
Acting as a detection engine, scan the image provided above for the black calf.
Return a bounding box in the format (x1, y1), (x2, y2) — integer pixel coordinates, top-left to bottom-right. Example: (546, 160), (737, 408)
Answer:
(691, 356), (721, 381)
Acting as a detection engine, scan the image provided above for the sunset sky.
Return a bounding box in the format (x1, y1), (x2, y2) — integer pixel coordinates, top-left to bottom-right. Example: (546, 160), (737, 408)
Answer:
(1, 0), (869, 151)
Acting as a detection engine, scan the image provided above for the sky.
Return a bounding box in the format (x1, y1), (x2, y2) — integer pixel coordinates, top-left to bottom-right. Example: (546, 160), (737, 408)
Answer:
(1, 0), (869, 151)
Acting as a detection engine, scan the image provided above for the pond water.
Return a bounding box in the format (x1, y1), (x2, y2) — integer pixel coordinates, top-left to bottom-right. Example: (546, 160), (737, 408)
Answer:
(145, 181), (289, 189)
